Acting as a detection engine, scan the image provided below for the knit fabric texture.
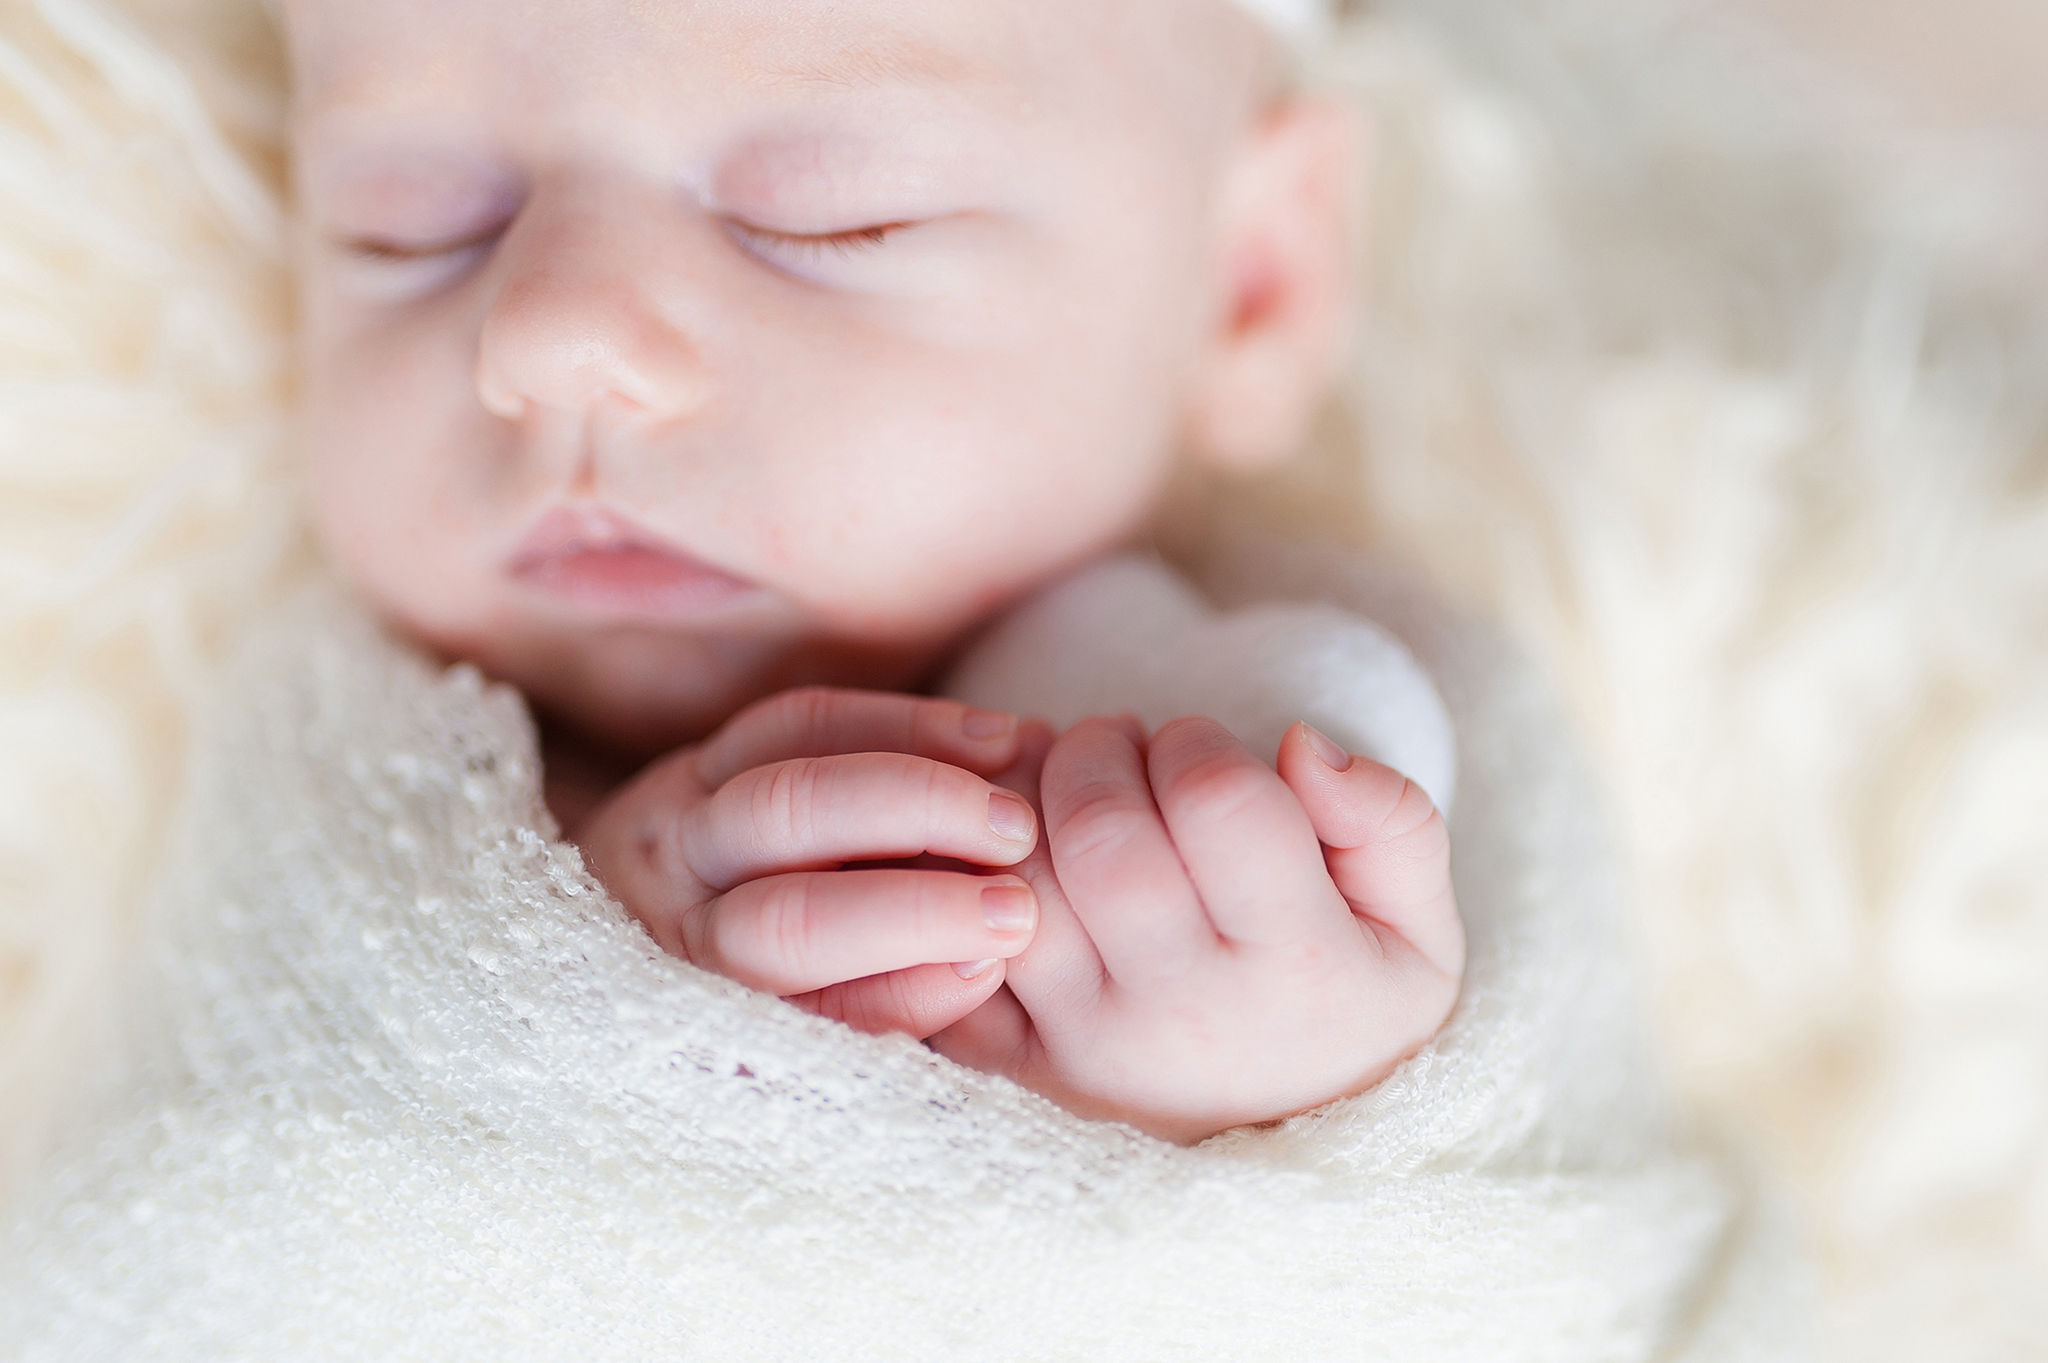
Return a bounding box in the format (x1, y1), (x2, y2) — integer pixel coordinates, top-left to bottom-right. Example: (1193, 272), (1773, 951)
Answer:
(0, 549), (1808, 1361)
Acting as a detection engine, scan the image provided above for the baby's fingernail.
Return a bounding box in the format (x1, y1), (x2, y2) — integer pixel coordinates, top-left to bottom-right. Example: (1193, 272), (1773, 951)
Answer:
(987, 790), (1036, 843)
(1302, 723), (1353, 772)
(962, 707), (1016, 740)
(981, 881), (1037, 934)
(953, 958), (999, 980)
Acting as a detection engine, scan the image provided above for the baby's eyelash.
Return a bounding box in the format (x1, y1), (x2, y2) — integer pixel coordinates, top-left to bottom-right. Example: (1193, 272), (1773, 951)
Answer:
(729, 221), (912, 262)
(342, 222), (909, 267)
(340, 228), (500, 263)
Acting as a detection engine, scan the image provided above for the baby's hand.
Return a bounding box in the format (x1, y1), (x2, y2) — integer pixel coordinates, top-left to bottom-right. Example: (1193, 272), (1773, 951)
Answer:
(574, 688), (1045, 1038)
(929, 716), (1464, 1145)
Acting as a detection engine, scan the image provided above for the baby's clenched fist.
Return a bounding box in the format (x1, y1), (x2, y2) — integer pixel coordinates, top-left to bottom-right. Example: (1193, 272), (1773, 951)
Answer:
(930, 716), (1464, 1145)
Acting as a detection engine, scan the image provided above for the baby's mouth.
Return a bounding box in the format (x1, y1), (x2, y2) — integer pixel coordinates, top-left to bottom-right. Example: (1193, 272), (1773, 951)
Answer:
(507, 505), (762, 622)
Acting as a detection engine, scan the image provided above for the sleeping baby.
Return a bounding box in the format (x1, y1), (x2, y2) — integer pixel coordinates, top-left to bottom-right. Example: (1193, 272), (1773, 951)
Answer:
(287, 0), (1460, 1145)
(0, 0), (1809, 1357)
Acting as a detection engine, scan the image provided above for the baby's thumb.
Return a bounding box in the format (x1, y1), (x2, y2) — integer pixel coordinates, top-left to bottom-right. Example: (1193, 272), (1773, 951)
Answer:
(790, 961), (1009, 1042)
(925, 982), (1032, 1080)
(1276, 722), (1464, 979)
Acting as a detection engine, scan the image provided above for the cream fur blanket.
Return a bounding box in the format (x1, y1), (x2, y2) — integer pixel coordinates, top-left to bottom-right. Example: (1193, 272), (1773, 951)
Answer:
(5, 0), (2046, 1356)
(2, 554), (1802, 1360)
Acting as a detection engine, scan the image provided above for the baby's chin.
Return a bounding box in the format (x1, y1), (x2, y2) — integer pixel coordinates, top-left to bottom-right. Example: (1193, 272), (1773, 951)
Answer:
(434, 612), (963, 763)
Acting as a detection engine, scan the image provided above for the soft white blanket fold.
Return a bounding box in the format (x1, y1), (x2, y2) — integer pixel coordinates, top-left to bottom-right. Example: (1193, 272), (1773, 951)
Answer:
(0, 550), (1807, 1361)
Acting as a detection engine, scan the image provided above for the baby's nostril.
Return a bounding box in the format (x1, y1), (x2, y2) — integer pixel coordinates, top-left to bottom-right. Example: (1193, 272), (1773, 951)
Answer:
(476, 364), (529, 420)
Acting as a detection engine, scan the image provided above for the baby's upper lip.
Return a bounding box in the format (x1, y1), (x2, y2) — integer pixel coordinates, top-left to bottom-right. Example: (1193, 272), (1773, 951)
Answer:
(506, 504), (764, 617)
(510, 505), (718, 569)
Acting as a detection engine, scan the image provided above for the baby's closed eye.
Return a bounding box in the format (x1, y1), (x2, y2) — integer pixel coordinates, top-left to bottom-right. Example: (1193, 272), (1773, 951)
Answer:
(721, 217), (923, 279)
(299, 140), (524, 299)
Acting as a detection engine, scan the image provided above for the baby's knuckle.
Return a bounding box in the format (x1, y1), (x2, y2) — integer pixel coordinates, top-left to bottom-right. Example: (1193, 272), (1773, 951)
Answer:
(618, 822), (685, 909)
(825, 981), (872, 1032)
(1056, 782), (1147, 863)
(910, 755), (947, 818)
(1377, 780), (1448, 855)
(912, 757), (975, 826)
(755, 878), (819, 977)
(1150, 717), (1236, 769)
(1154, 714), (1229, 747)
(1165, 753), (1262, 822)
(852, 971), (919, 1035)
(779, 685), (840, 738)
(1388, 778), (1440, 833)
(905, 696), (949, 750)
(673, 899), (722, 972)
(801, 981), (851, 1026)
(758, 759), (824, 848)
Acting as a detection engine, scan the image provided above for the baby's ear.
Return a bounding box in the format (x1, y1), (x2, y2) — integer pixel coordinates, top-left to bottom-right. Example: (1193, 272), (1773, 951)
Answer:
(1184, 98), (1358, 475)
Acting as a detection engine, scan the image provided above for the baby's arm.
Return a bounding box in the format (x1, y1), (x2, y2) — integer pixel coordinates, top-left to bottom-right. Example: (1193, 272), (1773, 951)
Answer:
(572, 689), (1046, 1038)
(930, 714), (1463, 1145)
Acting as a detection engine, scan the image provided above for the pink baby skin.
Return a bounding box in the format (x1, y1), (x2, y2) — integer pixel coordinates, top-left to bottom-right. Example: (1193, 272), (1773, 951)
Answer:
(284, 0), (1461, 1143)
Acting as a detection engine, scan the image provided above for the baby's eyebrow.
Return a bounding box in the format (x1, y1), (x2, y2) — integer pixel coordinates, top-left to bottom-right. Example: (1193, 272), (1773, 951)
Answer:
(752, 40), (998, 94)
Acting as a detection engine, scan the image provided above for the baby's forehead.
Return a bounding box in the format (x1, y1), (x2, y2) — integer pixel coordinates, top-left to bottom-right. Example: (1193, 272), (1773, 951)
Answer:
(283, 0), (1282, 203)
(282, 0), (1285, 112)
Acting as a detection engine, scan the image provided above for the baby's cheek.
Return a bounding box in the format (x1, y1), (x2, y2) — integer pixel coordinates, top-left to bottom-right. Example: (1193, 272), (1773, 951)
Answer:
(303, 338), (514, 628)
(305, 448), (480, 638)
(795, 457), (1166, 638)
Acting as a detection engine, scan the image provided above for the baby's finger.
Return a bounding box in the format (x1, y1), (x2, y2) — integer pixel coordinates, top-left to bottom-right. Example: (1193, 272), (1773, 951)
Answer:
(789, 960), (1010, 1041)
(1146, 717), (1341, 947)
(1276, 723), (1464, 978)
(991, 716), (1054, 809)
(661, 869), (1038, 997)
(681, 752), (1038, 889)
(695, 687), (1021, 788)
(1041, 717), (1213, 987)
(980, 719), (1110, 1007)
(926, 980), (1035, 1079)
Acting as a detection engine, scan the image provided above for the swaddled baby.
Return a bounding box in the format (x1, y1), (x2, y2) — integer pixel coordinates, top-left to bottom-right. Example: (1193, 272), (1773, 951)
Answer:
(1, 0), (1810, 1357)
(290, 0), (1458, 1144)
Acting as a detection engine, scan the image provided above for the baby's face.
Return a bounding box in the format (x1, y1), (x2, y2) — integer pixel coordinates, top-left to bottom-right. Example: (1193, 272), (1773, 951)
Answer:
(286, 0), (1277, 754)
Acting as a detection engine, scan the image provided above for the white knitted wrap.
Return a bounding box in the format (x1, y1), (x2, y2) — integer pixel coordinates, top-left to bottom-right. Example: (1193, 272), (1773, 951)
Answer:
(0, 551), (1804, 1360)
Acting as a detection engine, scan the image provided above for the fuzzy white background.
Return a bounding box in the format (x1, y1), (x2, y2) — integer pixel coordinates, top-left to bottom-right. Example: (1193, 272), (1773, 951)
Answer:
(1, 0), (2043, 1357)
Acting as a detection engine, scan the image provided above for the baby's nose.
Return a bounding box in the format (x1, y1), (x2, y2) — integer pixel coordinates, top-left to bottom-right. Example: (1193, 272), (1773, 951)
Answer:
(475, 202), (712, 423)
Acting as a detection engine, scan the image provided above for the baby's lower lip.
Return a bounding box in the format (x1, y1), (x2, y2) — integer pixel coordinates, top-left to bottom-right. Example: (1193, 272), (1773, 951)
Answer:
(509, 544), (762, 621)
